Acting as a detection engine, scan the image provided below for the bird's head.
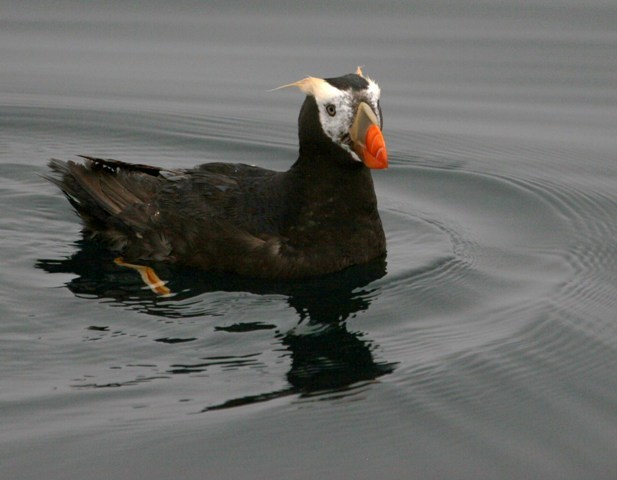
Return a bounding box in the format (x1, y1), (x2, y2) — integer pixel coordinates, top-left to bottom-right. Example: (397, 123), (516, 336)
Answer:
(275, 67), (388, 169)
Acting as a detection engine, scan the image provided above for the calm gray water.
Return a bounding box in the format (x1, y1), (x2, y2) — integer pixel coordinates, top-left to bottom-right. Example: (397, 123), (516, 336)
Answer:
(2, 1), (617, 479)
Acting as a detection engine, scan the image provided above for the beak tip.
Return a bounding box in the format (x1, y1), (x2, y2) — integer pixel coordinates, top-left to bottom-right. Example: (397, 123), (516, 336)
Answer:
(349, 102), (388, 169)
(362, 147), (388, 169)
(362, 125), (388, 169)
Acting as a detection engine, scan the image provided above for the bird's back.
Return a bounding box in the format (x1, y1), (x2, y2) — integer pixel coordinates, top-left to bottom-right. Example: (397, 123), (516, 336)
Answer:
(47, 157), (289, 266)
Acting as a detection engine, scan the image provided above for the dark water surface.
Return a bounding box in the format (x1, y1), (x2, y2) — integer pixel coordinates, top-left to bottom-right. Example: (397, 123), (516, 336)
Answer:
(2, 1), (617, 479)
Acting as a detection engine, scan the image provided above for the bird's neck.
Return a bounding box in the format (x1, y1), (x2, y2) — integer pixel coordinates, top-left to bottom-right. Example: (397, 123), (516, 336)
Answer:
(289, 151), (377, 203)
(283, 152), (381, 236)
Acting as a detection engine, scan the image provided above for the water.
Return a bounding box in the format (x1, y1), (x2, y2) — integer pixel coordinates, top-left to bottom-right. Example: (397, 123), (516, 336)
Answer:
(2, 1), (617, 478)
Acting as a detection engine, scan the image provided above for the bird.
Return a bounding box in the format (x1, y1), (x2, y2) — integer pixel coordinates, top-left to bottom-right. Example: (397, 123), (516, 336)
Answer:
(46, 68), (388, 280)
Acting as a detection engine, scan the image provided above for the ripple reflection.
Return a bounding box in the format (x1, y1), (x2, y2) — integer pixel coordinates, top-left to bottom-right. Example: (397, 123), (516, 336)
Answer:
(37, 239), (397, 408)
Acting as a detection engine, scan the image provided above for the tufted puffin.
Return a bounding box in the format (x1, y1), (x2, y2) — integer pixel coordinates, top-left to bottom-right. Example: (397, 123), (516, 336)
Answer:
(46, 68), (388, 280)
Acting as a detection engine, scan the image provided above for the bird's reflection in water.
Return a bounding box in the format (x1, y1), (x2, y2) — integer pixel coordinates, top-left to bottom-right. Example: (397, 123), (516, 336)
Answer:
(37, 239), (396, 410)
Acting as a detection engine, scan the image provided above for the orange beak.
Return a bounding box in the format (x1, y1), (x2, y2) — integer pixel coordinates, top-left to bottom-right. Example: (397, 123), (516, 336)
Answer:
(349, 102), (388, 169)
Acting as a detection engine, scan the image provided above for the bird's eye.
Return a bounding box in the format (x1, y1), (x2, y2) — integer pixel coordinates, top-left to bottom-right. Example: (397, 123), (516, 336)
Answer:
(326, 104), (336, 117)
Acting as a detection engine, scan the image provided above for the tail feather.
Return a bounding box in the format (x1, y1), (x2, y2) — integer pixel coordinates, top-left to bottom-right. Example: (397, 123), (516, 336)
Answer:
(46, 157), (161, 240)
(46, 159), (115, 230)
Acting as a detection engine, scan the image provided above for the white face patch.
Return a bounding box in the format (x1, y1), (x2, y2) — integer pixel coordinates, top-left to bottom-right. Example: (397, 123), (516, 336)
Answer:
(314, 77), (382, 161)
(316, 89), (357, 158)
(275, 74), (382, 161)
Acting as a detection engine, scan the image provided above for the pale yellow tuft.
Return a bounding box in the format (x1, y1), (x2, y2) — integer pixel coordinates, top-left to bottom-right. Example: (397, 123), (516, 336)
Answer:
(270, 76), (341, 102)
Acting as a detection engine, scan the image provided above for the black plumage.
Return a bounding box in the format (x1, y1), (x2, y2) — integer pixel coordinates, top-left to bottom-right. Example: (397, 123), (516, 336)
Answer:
(46, 72), (387, 279)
